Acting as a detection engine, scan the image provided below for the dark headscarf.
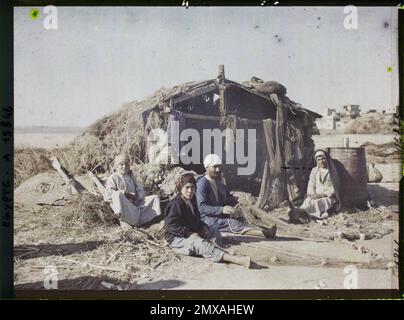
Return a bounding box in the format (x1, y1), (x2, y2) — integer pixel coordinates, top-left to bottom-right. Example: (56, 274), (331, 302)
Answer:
(175, 173), (196, 195)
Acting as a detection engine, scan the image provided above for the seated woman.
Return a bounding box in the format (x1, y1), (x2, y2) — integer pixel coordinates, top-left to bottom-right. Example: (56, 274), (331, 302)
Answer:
(104, 153), (161, 227)
(164, 173), (251, 268)
(300, 149), (342, 220)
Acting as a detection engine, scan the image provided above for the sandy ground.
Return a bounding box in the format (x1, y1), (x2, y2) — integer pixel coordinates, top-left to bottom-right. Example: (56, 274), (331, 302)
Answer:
(14, 224), (398, 290)
(14, 173), (399, 291)
(13, 131), (400, 292)
(132, 228), (398, 290)
(313, 133), (395, 149)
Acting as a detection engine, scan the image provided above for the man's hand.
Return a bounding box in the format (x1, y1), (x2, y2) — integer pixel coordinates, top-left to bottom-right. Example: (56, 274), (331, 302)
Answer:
(126, 192), (138, 201)
(188, 232), (200, 240)
(310, 193), (327, 200)
(222, 205), (236, 215)
(125, 192), (139, 206)
(184, 228), (199, 239)
(199, 226), (212, 239)
(112, 213), (123, 226)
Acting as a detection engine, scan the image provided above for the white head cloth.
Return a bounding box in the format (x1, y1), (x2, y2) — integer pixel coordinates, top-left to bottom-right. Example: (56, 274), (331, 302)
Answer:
(203, 154), (222, 169)
(314, 150), (327, 159)
(113, 153), (130, 169)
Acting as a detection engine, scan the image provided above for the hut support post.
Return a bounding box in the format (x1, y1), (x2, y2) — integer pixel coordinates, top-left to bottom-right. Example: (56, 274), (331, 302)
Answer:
(218, 84), (227, 120)
(218, 82), (229, 185)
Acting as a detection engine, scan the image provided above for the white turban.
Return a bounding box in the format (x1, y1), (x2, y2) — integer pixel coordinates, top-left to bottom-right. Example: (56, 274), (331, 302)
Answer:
(113, 153), (130, 168)
(314, 150), (327, 159)
(203, 154), (222, 169)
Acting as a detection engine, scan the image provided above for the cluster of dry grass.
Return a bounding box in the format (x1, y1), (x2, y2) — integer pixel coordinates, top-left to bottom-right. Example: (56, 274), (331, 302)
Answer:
(60, 193), (120, 227)
(14, 101), (165, 190)
(58, 106), (148, 175)
(14, 147), (52, 188)
(14, 196), (179, 290)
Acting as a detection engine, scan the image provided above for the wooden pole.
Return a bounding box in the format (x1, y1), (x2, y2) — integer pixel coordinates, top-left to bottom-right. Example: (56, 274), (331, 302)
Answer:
(249, 205), (292, 232)
(87, 171), (106, 198)
(216, 64), (225, 83)
(49, 156), (83, 194)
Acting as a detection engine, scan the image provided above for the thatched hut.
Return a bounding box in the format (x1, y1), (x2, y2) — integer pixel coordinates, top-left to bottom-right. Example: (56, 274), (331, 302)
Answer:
(77, 65), (321, 210)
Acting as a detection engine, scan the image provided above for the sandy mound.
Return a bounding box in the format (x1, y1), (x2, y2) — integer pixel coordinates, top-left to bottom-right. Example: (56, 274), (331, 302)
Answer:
(14, 171), (72, 208)
(344, 113), (395, 134)
(360, 141), (401, 163)
(14, 147), (52, 188)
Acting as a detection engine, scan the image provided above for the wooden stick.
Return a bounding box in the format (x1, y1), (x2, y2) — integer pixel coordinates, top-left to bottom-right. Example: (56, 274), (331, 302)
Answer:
(36, 202), (64, 207)
(15, 247), (41, 259)
(49, 156), (87, 194)
(183, 112), (263, 124)
(29, 265), (75, 269)
(105, 245), (124, 265)
(249, 205), (292, 230)
(58, 255), (136, 275)
(87, 171), (106, 197)
(49, 156), (78, 194)
(239, 242), (310, 260)
(210, 240), (234, 255)
(36, 197), (69, 207)
(134, 228), (160, 243)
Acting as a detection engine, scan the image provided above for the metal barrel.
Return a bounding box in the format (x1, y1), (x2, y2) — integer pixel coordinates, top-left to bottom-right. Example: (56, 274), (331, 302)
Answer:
(327, 147), (368, 208)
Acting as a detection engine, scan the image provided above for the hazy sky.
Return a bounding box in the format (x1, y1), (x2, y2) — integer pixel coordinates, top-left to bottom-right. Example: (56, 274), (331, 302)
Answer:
(14, 6), (399, 127)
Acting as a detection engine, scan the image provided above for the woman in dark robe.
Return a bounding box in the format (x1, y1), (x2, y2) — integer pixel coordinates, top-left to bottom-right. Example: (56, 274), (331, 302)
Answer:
(164, 173), (251, 268)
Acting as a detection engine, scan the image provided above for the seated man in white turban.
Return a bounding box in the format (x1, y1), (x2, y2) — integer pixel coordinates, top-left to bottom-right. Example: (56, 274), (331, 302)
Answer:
(104, 153), (162, 227)
(300, 149), (342, 220)
(195, 154), (276, 238)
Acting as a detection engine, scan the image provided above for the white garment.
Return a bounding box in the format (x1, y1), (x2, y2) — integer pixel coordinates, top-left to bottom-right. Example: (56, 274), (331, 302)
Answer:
(104, 172), (161, 226)
(300, 167), (336, 219)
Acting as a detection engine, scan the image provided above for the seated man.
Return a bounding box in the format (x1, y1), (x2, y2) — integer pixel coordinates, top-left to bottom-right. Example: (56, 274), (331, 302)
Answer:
(299, 149), (342, 220)
(104, 153), (161, 227)
(196, 154), (276, 238)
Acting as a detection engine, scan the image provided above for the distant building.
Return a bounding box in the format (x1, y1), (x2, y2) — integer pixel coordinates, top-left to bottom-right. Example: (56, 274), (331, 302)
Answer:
(325, 108), (336, 116)
(335, 120), (344, 129)
(342, 104), (361, 119)
(316, 115), (337, 130)
(317, 104), (363, 131)
(366, 109), (377, 114)
(384, 106), (399, 115)
(323, 107), (342, 120)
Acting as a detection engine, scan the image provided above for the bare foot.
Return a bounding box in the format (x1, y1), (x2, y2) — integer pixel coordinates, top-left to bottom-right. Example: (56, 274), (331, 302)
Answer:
(244, 256), (252, 269)
(263, 225), (277, 238)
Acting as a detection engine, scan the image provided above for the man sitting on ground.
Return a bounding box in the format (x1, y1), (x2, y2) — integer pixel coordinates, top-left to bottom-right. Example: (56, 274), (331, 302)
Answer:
(104, 153), (161, 228)
(196, 154), (277, 238)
